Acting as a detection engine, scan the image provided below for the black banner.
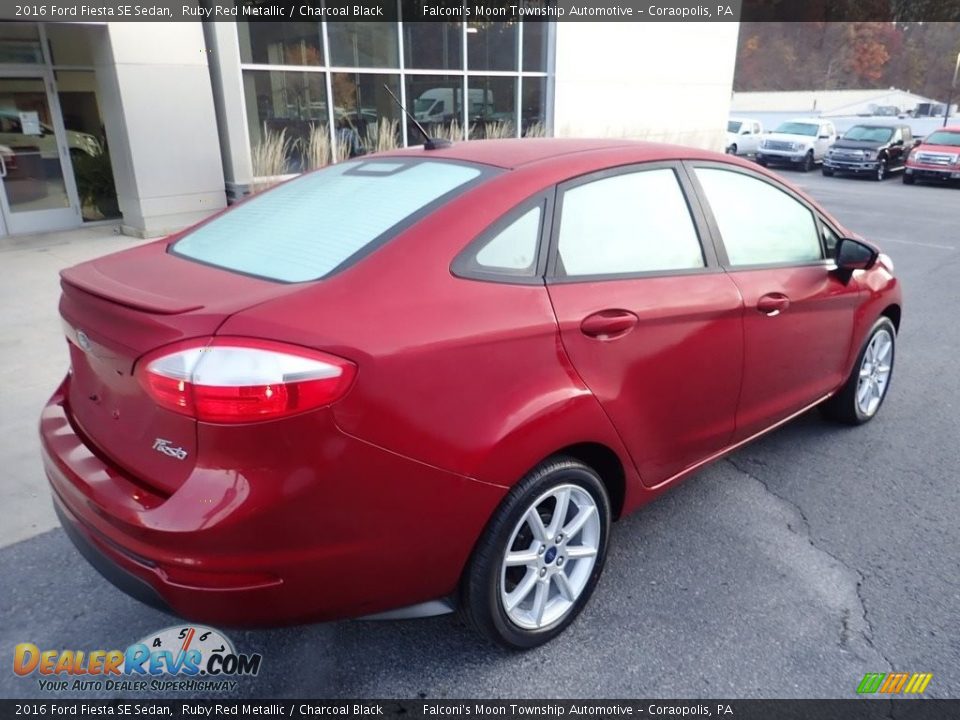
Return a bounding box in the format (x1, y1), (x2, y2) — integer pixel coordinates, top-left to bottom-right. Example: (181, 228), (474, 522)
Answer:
(0, 700), (958, 719)
(2, 0), (960, 23)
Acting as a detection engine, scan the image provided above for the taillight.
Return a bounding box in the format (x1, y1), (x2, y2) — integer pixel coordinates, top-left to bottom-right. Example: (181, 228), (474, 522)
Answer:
(136, 337), (356, 423)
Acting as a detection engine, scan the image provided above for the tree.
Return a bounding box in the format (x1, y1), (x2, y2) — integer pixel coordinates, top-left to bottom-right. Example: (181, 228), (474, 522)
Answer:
(734, 21), (960, 100)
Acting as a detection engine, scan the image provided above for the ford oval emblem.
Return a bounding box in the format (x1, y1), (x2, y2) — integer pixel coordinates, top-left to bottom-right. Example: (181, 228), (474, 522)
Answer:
(76, 330), (92, 352)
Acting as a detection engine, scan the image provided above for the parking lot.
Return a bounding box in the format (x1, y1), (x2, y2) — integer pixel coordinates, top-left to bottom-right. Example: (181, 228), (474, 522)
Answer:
(1, 171), (958, 700)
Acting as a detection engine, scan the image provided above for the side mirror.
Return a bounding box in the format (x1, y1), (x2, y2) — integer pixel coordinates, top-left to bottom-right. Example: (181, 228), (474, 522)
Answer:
(834, 238), (879, 282)
(913, 138), (923, 147)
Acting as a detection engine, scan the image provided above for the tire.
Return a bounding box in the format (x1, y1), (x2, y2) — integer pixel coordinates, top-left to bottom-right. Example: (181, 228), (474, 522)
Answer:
(726, 144), (737, 155)
(460, 456), (611, 649)
(873, 159), (887, 181)
(756, 157), (767, 167)
(903, 173), (915, 185)
(801, 151), (814, 172)
(820, 317), (896, 425)
(822, 167), (834, 177)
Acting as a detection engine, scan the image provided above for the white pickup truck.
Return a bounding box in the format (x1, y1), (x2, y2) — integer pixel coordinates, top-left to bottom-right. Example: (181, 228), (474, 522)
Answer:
(725, 118), (763, 156)
(756, 118), (838, 172)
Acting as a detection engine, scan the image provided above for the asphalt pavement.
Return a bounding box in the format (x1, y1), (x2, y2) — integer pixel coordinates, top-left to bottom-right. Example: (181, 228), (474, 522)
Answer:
(1, 170), (958, 700)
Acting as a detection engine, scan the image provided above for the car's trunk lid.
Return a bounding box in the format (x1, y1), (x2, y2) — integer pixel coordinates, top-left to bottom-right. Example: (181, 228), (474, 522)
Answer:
(59, 242), (295, 495)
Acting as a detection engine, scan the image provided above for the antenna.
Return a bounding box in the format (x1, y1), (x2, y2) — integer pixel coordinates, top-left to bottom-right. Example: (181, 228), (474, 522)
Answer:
(382, 83), (453, 150)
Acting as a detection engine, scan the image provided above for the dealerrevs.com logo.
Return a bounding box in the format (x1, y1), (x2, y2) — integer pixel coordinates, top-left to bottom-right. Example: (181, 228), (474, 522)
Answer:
(13, 625), (262, 693)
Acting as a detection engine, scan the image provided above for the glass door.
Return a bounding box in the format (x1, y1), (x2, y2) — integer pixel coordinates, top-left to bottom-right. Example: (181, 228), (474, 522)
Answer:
(0, 72), (81, 235)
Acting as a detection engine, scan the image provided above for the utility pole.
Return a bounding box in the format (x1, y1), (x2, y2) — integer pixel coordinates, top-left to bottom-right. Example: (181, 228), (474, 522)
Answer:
(944, 52), (960, 127)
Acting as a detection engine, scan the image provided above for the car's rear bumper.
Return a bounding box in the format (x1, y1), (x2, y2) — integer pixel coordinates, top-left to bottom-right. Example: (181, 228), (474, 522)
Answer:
(41, 377), (506, 626)
(905, 165), (960, 181)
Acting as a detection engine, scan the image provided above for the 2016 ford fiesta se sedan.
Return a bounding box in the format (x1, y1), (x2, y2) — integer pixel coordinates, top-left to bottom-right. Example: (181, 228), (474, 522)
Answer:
(41, 139), (901, 649)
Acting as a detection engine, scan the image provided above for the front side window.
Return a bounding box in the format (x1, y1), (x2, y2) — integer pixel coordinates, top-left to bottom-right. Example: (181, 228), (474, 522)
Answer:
(556, 168), (705, 278)
(173, 160), (487, 282)
(821, 222), (840, 260)
(695, 168), (822, 267)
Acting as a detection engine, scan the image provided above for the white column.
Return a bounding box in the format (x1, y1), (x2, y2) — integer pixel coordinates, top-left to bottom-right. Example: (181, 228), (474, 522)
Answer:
(552, 22), (740, 151)
(93, 22), (226, 237)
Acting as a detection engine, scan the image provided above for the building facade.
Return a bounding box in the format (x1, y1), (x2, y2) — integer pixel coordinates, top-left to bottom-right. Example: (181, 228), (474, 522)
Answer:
(0, 20), (739, 239)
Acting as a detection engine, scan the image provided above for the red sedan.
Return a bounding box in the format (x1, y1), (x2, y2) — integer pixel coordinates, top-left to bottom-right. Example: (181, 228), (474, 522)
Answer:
(41, 139), (901, 648)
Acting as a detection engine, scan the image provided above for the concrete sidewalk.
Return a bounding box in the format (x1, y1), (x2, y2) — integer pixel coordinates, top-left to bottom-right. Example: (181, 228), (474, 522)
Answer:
(0, 224), (149, 548)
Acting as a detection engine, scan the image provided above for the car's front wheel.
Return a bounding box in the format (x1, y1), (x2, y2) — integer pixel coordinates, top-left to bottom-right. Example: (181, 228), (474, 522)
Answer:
(874, 159), (887, 181)
(903, 173), (915, 185)
(460, 457), (611, 649)
(801, 151), (814, 172)
(820, 316), (896, 425)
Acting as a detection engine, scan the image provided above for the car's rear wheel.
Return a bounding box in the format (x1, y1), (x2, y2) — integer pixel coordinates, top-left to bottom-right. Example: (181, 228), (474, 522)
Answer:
(460, 457), (611, 649)
(820, 317), (896, 425)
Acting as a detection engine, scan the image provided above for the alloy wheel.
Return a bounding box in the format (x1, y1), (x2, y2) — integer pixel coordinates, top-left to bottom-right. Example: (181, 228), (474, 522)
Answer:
(856, 328), (893, 417)
(499, 484), (601, 630)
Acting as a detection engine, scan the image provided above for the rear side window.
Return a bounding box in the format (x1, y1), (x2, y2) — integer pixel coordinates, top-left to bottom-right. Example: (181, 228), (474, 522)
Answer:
(172, 159), (487, 282)
(556, 168), (705, 278)
(474, 205), (542, 273)
(695, 168), (822, 267)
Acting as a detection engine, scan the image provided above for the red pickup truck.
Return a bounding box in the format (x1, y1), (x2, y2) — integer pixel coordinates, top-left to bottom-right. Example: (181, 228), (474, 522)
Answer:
(904, 126), (960, 185)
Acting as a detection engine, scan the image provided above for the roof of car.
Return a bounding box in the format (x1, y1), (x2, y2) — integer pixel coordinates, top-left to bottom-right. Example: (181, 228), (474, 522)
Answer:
(379, 138), (729, 170)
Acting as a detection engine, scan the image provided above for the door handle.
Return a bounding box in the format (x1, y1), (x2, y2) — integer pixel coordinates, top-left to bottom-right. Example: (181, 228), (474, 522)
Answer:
(580, 310), (639, 339)
(756, 293), (791, 316)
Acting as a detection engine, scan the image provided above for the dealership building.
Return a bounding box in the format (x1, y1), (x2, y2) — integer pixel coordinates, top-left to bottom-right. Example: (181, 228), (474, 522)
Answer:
(0, 20), (739, 238)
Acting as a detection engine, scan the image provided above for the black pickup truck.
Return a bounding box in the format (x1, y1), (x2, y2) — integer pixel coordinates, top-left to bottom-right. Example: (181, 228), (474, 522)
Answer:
(822, 124), (916, 181)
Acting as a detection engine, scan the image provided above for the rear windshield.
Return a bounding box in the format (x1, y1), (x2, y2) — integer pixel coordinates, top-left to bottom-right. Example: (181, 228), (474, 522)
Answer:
(172, 159), (489, 282)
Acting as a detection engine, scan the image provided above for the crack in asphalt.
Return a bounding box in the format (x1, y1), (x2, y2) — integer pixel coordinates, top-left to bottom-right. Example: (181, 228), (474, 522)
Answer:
(724, 455), (895, 671)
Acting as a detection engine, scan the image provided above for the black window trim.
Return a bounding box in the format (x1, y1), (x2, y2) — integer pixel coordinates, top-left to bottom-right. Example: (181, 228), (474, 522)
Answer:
(684, 160), (836, 272)
(545, 161), (721, 285)
(816, 214), (843, 264)
(450, 190), (554, 286)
